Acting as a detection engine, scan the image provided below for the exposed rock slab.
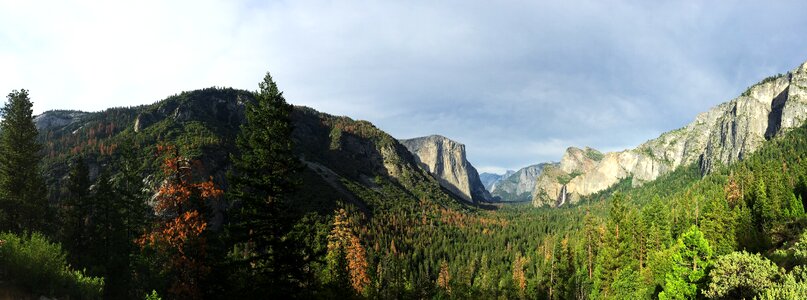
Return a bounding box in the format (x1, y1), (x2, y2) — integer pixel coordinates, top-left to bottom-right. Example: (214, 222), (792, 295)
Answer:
(400, 135), (491, 202)
(34, 110), (87, 131)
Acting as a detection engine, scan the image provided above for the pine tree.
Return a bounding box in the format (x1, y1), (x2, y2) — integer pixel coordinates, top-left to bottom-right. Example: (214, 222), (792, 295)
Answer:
(324, 208), (370, 296)
(90, 170), (130, 297)
(659, 225), (713, 300)
(752, 179), (774, 244)
(582, 209), (600, 281)
(226, 72), (304, 296)
(60, 157), (92, 267)
(592, 193), (638, 299)
(511, 253), (527, 299)
(0, 89), (48, 233)
(108, 140), (151, 298)
(788, 192), (804, 217)
(700, 194), (736, 256)
(438, 259), (452, 295)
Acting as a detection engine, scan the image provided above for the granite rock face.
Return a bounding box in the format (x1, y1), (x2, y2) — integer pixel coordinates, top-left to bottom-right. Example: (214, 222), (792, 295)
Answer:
(34, 110), (88, 132)
(490, 163), (553, 202)
(533, 60), (807, 207)
(400, 135), (491, 202)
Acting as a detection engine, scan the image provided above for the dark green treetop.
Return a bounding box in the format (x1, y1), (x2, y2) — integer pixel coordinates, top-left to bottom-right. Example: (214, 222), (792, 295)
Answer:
(0, 89), (48, 233)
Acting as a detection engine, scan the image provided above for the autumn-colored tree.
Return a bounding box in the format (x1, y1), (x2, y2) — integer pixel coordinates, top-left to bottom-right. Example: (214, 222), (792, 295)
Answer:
(725, 177), (742, 208)
(138, 145), (222, 299)
(325, 208), (370, 295)
(512, 253), (528, 298)
(437, 259), (452, 294)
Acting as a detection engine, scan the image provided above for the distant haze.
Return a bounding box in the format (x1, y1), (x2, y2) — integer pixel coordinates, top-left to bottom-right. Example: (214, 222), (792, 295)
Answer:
(2, 1), (807, 173)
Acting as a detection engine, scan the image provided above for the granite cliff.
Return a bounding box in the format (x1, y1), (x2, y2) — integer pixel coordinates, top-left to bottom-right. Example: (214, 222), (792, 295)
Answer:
(533, 60), (807, 207)
(400, 135), (491, 202)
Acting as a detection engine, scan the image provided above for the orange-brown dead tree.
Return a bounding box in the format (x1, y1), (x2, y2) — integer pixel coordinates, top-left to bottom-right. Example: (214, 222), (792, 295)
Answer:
(138, 145), (222, 300)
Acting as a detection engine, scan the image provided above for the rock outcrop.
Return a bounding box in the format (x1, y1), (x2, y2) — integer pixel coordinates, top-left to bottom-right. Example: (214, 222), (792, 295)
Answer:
(133, 89), (250, 132)
(34, 110), (88, 132)
(490, 163), (553, 202)
(533, 60), (807, 207)
(400, 135), (491, 202)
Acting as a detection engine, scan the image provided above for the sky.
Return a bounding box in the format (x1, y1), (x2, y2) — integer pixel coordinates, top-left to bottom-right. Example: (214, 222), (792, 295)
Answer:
(2, 1), (807, 174)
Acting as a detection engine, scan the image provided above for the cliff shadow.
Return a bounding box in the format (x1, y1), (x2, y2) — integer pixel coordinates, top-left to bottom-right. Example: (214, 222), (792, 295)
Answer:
(765, 86), (789, 139)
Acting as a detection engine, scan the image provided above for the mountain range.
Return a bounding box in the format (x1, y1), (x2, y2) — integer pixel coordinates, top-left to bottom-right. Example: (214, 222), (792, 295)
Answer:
(33, 59), (807, 212)
(14, 56), (807, 299)
(394, 59), (807, 209)
(481, 164), (554, 202)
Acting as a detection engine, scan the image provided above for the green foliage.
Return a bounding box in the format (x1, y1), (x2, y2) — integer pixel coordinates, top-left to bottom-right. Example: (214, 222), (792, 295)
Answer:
(770, 230), (807, 269)
(0, 232), (104, 299)
(144, 290), (162, 300)
(585, 148), (604, 161)
(592, 193), (645, 299)
(60, 157), (92, 267)
(329, 126), (343, 150)
(558, 171), (583, 185)
(754, 271), (807, 300)
(0, 89), (48, 233)
(659, 226), (713, 300)
(14, 70), (807, 299)
(226, 72), (308, 297)
(705, 251), (782, 299)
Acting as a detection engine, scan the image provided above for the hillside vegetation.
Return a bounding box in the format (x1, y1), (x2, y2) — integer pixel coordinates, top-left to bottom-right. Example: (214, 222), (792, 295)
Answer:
(2, 69), (807, 299)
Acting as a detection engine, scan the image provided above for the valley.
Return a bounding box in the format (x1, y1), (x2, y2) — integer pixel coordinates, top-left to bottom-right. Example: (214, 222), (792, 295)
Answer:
(1, 60), (807, 299)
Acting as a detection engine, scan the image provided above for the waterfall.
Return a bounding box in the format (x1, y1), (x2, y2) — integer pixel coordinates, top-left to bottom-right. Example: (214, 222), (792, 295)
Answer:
(558, 185), (567, 206)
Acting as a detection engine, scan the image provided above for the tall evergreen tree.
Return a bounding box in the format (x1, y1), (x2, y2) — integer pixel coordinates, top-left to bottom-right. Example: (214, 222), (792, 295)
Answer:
(108, 141), (151, 299)
(60, 156), (92, 267)
(226, 72), (304, 296)
(659, 225), (713, 300)
(89, 171), (129, 295)
(0, 89), (48, 233)
(592, 193), (641, 299)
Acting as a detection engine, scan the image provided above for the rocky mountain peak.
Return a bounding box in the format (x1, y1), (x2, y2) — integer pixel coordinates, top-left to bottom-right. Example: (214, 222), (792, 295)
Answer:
(560, 147), (602, 174)
(34, 110), (88, 132)
(399, 135), (491, 202)
(133, 88), (250, 133)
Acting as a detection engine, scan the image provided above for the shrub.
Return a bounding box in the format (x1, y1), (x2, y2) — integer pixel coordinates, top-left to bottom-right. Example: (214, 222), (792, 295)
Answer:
(0, 232), (104, 299)
(145, 289), (162, 300)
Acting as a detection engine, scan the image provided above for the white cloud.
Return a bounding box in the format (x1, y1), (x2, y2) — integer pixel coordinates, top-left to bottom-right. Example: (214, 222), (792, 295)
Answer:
(2, 0), (807, 171)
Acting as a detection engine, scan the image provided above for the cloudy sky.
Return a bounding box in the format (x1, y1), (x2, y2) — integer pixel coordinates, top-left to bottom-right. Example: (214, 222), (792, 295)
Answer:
(2, 1), (807, 174)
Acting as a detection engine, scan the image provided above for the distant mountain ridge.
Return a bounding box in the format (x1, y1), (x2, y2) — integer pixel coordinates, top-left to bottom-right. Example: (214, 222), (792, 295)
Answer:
(533, 60), (807, 207)
(480, 172), (507, 191)
(489, 163), (553, 202)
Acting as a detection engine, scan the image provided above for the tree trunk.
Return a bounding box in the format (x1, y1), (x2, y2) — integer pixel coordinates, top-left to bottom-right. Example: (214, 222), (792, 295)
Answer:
(587, 242), (592, 279)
